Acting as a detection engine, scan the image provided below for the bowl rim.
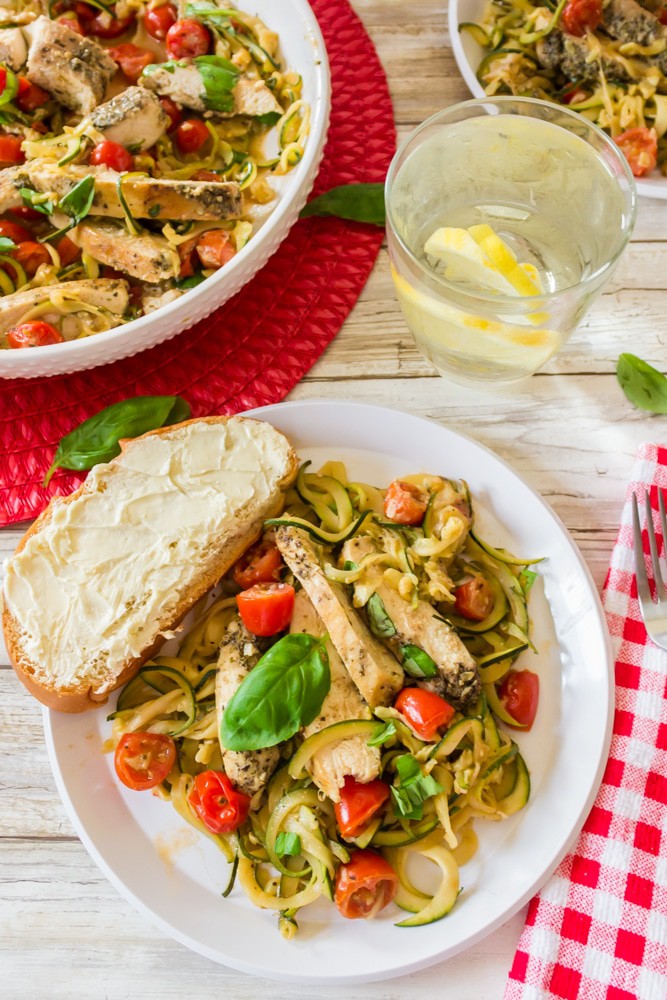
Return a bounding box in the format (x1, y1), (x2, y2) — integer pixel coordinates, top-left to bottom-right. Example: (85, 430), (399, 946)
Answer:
(0, 0), (332, 374)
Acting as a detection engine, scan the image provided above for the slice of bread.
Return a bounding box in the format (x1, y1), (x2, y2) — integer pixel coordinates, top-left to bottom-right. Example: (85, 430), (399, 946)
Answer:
(2, 415), (298, 713)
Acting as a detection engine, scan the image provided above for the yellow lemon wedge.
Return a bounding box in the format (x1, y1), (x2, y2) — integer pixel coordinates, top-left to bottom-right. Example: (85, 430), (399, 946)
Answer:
(467, 224), (542, 297)
(424, 227), (517, 294)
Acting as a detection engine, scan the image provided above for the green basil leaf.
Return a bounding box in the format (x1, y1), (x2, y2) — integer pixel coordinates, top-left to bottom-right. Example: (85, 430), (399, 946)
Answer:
(366, 592), (396, 639)
(59, 174), (95, 222)
(0, 66), (18, 109)
(366, 719), (396, 747)
(275, 832), (302, 857)
(176, 272), (206, 289)
(195, 55), (240, 112)
(43, 394), (192, 486)
(300, 183), (385, 227)
(400, 644), (437, 678)
(617, 353), (667, 413)
(518, 569), (538, 597)
(391, 754), (443, 820)
(20, 187), (56, 216)
(221, 633), (330, 750)
(0, 236), (16, 251)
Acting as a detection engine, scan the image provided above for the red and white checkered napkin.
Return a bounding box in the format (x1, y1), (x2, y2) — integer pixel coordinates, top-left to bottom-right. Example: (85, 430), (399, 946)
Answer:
(505, 443), (667, 1000)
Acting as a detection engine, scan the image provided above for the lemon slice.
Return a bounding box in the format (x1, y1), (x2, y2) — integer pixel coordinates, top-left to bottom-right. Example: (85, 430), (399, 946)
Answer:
(424, 227), (516, 294)
(467, 224), (541, 297)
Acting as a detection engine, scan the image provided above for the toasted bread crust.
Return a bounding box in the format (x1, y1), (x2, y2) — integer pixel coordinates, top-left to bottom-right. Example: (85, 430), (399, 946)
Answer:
(3, 415), (298, 713)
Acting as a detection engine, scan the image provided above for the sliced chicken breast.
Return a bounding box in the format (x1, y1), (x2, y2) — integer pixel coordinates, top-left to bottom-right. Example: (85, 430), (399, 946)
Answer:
(342, 536), (481, 711)
(25, 16), (116, 114)
(290, 590), (380, 803)
(141, 65), (281, 118)
(68, 219), (180, 282)
(88, 88), (169, 152)
(275, 526), (404, 708)
(0, 27), (27, 71)
(216, 617), (280, 798)
(0, 278), (128, 342)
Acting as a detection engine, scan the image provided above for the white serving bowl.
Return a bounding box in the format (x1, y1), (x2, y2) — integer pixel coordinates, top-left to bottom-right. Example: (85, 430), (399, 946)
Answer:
(449, 0), (665, 199)
(1, 0), (331, 379)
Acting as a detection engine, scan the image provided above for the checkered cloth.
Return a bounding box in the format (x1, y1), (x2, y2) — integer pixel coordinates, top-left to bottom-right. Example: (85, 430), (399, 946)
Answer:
(504, 443), (667, 1000)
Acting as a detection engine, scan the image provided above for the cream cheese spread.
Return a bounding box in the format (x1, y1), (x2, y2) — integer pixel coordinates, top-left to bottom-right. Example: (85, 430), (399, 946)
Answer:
(4, 418), (293, 693)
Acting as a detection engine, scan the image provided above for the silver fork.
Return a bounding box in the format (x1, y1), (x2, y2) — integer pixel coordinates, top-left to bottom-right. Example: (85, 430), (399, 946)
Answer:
(632, 489), (667, 650)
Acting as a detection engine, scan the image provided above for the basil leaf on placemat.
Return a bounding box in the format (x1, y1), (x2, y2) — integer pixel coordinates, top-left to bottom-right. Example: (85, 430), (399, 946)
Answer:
(221, 633), (330, 751)
(300, 182), (385, 226)
(43, 395), (191, 486)
(617, 353), (667, 413)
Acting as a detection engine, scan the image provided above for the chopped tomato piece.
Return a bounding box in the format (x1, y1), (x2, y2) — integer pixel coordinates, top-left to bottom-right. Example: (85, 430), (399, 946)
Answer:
(394, 687), (455, 742)
(0, 220), (31, 243)
(383, 480), (428, 525)
(11, 241), (51, 277)
(10, 205), (44, 222)
(196, 229), (236, 269)
(659, 5), (667, 24)
(6, 320), (63, 348)
(0, 135), (24, 166)
(334, 849), (398, 919)
(90, 139), (135, 172)
(114, 732), (176, 790)
(335, 777), (391, 839)
(144, 3), (177, 39)
(160, 96), (183, 132)
(560, 0), (602, 35)
(614, 127), (658, 178)
(174, 118), (210, 154)
(56, 13), (86, 33)
(166, 18), (211, 58)
(188, 770), (250, 833)
(55, 235), (81, 267)
(17, 77), (50, 112)
(454, 576), (495, 622)
(86, 9), (135, 38)
(177, 235), (199, 278)
(236, 582), (295, 636)
(107, 42), (156, 83)
(232, 538), (284, 589)
(562, 87), (588, 105)
(498, 670), (539, 730)
(191, 169), (222, 182)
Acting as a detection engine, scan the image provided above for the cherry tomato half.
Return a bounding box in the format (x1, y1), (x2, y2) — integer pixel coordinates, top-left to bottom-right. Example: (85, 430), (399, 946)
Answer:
(11, 241), (51, 277)
(174, 118), (210, 154)
(90, 139), (135, 172)
(498, 670), (539, 730)
(560, 0), (602, 35)
(10, 205), (43, 222)
(166, 18), (211, 59)
(394, 687), (455, 742)
(335, 777), (391, 839)
(236, 582), (295, 636)
(107, 42), (156, 83)
(144, 3), (177, 39)
(454, 576), (495, 622)
(114, 732), (176, 790)
(188, 770), (251, 833)
(160, 95), (183, 131)
(0, 134), (25, 166)
(6, 320), (63, 348)
(17, 77), (50, 112)
(383, 480), (428, 525)
(86, 9), (135, 38)
(614, 127), (658, 178)
(0, 219), (31, 243)
(232, 538), (283, 589)
(196, 229), (235, 269)
(55, 234), (81, 267)
(334, 849), (398, 919)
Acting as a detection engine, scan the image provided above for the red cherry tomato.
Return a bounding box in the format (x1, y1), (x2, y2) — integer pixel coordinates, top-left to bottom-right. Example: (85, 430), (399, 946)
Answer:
(160, 96), (183, 131)
(86, 9), (135, 38)
(107, 42), (156, 83)
(144, 3), (177, 39)
(56, 12), (86, 33)
(383, 480), (428, 525)
(0, 220), (31, 243)
(191, 169), (222, 182)
(188, 770), (251, 833)
(10, 205), (43, 222)
(659, 5), (667, 24)
(16, 77), (50, 112)
(177, 235), (198, 278)
(174, 118), (210, 154)
(114, 732), (176, 790)
(334, 849), (398, 919)
(334, 777), (391, 839)
(90, 139), (135, 172)
(0, 134), (24, 166)
(55, 235), (81, 267)
(560, 0), (602, 35)
(498, 670), (539, 730)
(394, 687), (455, 742)
(166, 18), (211, 58)
(454, 576), (495, 622)
(196, 229), (235, 269)
(236, 582), (295, 636)
(11, 241), (51, 277)
(614, 127), (658, 178)
(6, 320), (63, 348)
(232, 538), (284, 589)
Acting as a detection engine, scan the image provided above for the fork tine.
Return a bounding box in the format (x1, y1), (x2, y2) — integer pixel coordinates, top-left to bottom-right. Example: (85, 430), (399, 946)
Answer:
(632, 493), (653, 605)
(645, 492), (664, 595)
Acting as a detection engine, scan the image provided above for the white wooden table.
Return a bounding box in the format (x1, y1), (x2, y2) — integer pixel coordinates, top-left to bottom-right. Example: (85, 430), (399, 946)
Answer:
(1, 1), (664, 996)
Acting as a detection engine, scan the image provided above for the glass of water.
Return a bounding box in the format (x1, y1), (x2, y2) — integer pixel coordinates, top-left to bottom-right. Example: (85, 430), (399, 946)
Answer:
(385, 97), (637, 387)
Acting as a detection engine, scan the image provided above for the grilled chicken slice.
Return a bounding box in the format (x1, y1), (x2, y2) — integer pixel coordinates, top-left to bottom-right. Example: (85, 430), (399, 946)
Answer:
(5, 162), (243, 221)
(67, 219), (180, 282)
(0, 27), (27, 71)
(602, 0), (662, 44)
(141, 64), (281, 118)
(25, 16), (116, 114)
(218, 78), (282, 119)
(275, 526), (404, 708)
(88, 88), (169, 152)
(0, 278), (128, 342)
(342, 536), (481, 712)
(290, 590), (381, 803)
(537, 31), (633, 82)
(216, 617), (280, 799)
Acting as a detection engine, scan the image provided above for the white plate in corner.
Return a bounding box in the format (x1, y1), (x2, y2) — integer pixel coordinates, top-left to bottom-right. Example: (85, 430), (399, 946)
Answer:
(448, 0), (666, 199)
(44, 400), (614, 984)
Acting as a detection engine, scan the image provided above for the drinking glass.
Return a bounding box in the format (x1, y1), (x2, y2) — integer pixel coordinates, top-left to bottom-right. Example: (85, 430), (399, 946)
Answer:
(385, 97), (637, 387)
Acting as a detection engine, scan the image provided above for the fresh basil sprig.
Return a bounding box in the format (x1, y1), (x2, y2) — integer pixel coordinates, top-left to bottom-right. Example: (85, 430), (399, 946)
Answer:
(300, 183), (385, 227)
(366, 592), (396, 639)
(400, 644), (437, 679)
(617, 353), (667, 413)
(43, 395), (191, 486)
(366, 719), (396, 747)
(21, 175), (96, 242)
(390, 754), (443, 820)
(275, 832), (302, 857)
(221, 633), (331, 751)
(143, 56), (239, 112)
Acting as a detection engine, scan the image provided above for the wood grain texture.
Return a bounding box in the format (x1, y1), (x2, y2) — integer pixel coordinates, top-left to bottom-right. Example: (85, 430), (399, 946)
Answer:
(1, 0), (665, 997)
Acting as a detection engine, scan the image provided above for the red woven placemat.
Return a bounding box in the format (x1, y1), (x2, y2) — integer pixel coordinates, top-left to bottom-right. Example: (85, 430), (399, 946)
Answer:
(0, 0), (395, 526)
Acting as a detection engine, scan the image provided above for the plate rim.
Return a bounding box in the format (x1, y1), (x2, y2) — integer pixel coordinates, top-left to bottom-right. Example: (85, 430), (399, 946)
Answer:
(43, 399), (615, 984)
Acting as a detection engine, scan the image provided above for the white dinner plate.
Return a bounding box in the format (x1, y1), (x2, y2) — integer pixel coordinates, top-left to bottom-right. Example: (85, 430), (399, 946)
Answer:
(449, 0), (664, 199)
(44, 400), (614, 984)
